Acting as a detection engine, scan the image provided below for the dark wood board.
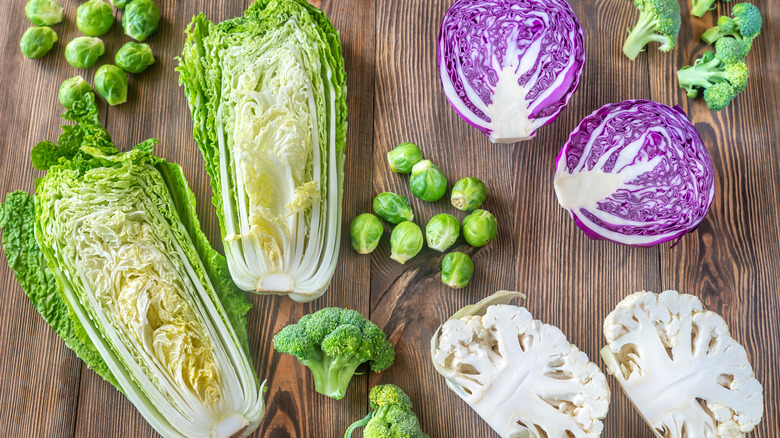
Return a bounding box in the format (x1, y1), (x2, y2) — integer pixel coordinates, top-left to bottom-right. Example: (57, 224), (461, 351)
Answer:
(0, 0), (777, 437)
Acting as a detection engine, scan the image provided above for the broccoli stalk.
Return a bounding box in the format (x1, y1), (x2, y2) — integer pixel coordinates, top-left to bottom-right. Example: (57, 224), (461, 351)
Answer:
(273, 308), (395, 400)
(691, 0), (732, 18)
(345, 384), (429, 438)
(677, 38), (749, 111)
(701, 3), (762, 44)
(623, 0), (682, 61)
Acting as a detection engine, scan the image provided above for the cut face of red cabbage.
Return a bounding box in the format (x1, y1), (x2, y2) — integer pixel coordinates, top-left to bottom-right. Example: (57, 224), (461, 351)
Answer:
(438, 0), (585, 144)
(554, 100), (715, 247)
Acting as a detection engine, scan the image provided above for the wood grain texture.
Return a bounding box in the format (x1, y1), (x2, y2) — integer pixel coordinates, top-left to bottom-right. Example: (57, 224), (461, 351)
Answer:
(0, 0), (778, 437)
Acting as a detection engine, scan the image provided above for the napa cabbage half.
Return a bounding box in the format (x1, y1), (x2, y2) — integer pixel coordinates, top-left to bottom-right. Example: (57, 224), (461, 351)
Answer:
(177, 0), (347, 302)
(0, 94), (264, 438)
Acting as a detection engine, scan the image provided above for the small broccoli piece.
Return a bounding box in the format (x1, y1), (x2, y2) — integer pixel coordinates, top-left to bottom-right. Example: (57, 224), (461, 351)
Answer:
(623, 0), (681, 61)
(701, 3), (762, 45)
(345, 384), (429, 438)
(274, 308), (395, 400)
(691, 0), (732, 18)
(677, 36), (748, 109)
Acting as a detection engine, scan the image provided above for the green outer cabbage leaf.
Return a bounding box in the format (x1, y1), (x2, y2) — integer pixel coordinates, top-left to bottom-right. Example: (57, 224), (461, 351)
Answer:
(0, 94), (264, 438)
(177, 0), (347, 302)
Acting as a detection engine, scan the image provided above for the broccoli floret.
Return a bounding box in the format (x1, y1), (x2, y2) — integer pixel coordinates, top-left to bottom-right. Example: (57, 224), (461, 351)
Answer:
(273, 308), (395, 400)
(623, 0), (681, 61)
(691, 0), (733, 18)
(344, 384), (429, 438)
(701, 3), (762, 45)
(677, 37), (748, 109)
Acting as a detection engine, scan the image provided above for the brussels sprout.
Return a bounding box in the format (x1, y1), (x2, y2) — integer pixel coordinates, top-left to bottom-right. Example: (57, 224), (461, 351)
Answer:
(462, 209), (497, 247)
(451, 177), (487, 212)
(20, 26), (57, 59)
(441, 252), (474, 289)
(387, 142), (423, 174)
(390, 221), (423, 264)
(115, 42), (155, 73)
(350, 213), (383, 254)
(373, 192), (414, 224)
(426, 214), (459, 252)
(77, 0), (115, 37)
(410, 159), (447, 202)
(64, 37), (105, 69)
(59, 76), (94, 109)
(94, 64), (128, 106)
(25, 0), (64, 26)
(123, 0), (160, 42)
(111, 0), (129, 8)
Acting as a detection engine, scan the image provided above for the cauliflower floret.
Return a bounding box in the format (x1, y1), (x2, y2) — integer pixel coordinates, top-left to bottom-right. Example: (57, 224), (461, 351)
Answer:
(432, 292), (610, 438)
(601, 290), (764, 438)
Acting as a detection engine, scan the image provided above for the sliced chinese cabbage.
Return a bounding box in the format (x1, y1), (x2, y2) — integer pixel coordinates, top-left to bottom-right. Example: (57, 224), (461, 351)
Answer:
(0, 94), (265, 438)
(177, 0), (347, 302)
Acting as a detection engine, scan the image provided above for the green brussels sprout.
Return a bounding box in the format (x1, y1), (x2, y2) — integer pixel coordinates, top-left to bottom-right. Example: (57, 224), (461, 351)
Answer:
(77, 0), (115, 37)
(451, 177), (487, 212)
(410, 159), (447, 202)
(111, 0), (129, 9)
(387, 142), (423, 174)
(25, 0), (64, 26)
(350, 213), (383, 254)
(426, 214), (459, 252)
(59, 76), (94, 109)
(115, 42), (154, 73)
(441, 251), (474, 289)
(64, 37), (105, 69)
(123, 0), (160, 42)
(390, 221), (423, 264)
(373, 192), (414, 224)
(20, 26), (57, 59)
(462, 209), (497, 247)
(94, 64), (128, 106)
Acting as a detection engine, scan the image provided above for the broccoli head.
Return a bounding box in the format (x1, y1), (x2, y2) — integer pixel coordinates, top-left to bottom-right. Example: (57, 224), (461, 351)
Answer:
(691, 0), (733, 18)
(703, 82), (735, 111)
(623, 0), (681, 61)
(345, 384), (429, 438)
(273, 308), (395, 399)
(677, 39), (747, 110)
(701, 3), (762, 45)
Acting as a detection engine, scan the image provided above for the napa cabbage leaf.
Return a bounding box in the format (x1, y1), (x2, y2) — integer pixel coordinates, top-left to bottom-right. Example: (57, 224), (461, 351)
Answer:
(177, 0), (347, 302)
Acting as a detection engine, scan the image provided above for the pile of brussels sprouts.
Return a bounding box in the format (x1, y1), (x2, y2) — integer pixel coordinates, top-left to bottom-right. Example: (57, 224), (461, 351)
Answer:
(20, 0), (160, 107)
(350, 142), (498, 290)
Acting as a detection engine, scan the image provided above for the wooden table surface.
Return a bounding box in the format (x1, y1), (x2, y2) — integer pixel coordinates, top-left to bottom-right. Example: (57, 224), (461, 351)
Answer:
(1, 0), (778, 437)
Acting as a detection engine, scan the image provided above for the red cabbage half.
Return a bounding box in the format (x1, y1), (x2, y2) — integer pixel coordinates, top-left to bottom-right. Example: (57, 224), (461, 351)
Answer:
(554, 100), (715, 247)
(438, 0), (585, 144)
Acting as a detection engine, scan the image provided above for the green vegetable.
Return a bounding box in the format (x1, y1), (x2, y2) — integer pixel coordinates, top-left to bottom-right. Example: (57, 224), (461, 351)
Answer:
(451, 177), (487, 211)
(426, 213), (459, 252)
(387, 142), (423, 174)
(273, 308), (395, 400)
(390, 221), (423, 264)
(76, 0), (115, 37)
(462, 209), (497, 247)
(111, 0), (129, 8)
(177, 0), (347, 302)
(58, 76), (94, 109)
(441, 251), (474, 289)
(345, 384), (428, 438)
(701, 3), (762, 45)
(691, 0), (732, 18)
(373, 192), (414, 224)
(19, 26), (57, 59)
(25, 0), (64, 26)
(122, 0), (160, 42)
(623, 0), (681, 61)
(677, 38), (749, 111)
(94, 64), (128, 105)
(115, 41), (155, 73)
(350, 213), (383, 254)
(410, 159), (447, 202)
(2, 93), (265, 437)
(64, 37), (105, 69)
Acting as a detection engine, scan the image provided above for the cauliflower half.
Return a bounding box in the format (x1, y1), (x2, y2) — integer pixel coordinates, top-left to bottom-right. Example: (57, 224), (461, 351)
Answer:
(431, 292), (610, 438)
(601, 290), (763, 438)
